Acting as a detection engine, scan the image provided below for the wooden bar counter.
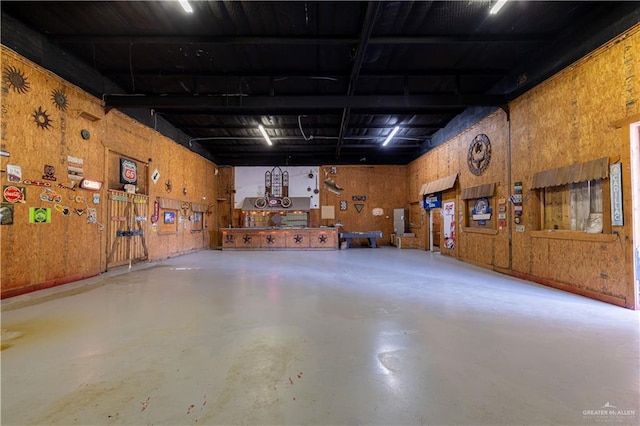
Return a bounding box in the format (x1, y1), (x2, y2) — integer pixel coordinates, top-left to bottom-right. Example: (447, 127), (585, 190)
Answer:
(221, 227), (339, 250)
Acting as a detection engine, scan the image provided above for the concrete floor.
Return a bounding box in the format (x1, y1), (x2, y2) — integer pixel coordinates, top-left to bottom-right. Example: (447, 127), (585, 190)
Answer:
(1, 248), (639, 425)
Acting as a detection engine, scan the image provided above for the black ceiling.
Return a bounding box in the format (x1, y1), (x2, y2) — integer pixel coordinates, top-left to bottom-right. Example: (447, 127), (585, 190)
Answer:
(2, 1), (639, 166)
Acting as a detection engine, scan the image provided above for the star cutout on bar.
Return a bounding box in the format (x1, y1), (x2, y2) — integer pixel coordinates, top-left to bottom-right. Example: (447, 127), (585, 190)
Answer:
(225, 235), (235, 244)
(294, 234), (303, 244)
(267, 235), (275, 244)
(319, 234), (327, 244)
(243, 235), (252, 244)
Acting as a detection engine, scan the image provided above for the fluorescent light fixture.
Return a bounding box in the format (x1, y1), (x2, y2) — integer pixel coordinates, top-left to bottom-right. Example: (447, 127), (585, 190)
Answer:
(258, 125), (273, 146)
(489, 0), (508, 15)
(382, 126), (400, 147)
(179, 0), (193, 13)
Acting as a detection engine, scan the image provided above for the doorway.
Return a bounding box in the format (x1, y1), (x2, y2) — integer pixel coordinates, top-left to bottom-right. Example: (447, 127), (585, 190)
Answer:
(430, 208), (441, 252)
(106, 190), (149, 269)
(630, 122), (640, 309)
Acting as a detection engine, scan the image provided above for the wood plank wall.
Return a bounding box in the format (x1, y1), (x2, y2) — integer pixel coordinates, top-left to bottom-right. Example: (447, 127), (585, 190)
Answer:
(1, 47), (217, 298)
(408, 25), (640, 308)
(317, 165), (408, 246)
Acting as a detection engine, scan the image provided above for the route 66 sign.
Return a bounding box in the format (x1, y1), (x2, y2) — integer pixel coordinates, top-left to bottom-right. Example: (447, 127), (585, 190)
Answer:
(120, 158), (138, 185)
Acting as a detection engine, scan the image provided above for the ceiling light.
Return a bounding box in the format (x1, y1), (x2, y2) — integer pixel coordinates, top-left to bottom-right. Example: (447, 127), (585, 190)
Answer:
(258, 125), (273, 146)
(179, 0), (193, 13)
(382, 126), (400, 147)
(489, 0), (508, 15)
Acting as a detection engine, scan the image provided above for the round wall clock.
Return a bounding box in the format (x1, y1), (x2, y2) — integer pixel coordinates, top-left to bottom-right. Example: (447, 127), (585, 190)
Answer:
(467, 134), (491, 176)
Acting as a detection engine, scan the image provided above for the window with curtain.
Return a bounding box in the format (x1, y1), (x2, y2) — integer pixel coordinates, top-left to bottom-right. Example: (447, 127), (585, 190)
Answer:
(543, 179), (603, 232)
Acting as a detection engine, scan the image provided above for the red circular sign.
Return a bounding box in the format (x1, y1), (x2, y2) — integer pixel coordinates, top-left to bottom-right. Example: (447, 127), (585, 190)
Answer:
(3, 186), (24, 203)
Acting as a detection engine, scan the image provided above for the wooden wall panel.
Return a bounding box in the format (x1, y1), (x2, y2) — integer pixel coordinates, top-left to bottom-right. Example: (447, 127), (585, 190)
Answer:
(318, 165), (407, 246)
(407, 25), (640, 308)
(1, 49), (105, 295)
(408, 109), (510, 267)
(1, 47), (218, 298)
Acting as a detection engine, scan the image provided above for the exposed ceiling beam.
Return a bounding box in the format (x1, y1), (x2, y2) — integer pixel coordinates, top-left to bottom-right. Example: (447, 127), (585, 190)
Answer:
(105, 69), (508, 79)
(105, 94), (507, 109)
(336, 1), (381, 161)
(196, 144), (420, 152)
(179, 123), (441, 130)
(49, 34), (553, 45)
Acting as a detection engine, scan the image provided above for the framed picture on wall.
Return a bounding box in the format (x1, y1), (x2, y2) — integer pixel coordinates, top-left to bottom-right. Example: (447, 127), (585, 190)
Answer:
(164, 211), (175, 224)
(159, 208), (178, 234)
(191, 211), (203, 232)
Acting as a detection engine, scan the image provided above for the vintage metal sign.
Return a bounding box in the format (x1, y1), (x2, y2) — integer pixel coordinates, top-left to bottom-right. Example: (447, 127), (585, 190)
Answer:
(120, 158), (138, 185)
(6, 164), (22, 183)
(29, 207), (51, 223)
(79, 178), (103, 191)
(3, 185), (25, 203)
(610, 163), (623, 226)
(423, 193), (442, 210)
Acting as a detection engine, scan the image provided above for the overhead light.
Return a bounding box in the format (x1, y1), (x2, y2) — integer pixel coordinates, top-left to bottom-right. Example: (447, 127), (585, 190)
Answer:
(258, 125), (273, 146)
(382, 126), (400, 147)
(178, 0), (193, 13)
(489, 0), (508, 15)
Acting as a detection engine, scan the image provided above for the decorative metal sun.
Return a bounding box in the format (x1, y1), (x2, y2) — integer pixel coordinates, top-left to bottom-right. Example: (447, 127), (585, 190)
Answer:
(51, 89), (68, 111)
(2, 65), (30, 94)
(33, 106), (53, 130)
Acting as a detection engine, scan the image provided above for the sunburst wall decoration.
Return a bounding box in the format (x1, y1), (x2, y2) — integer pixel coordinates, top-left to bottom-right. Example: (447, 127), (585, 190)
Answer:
(2, 65), (30, 94)
(33, 106), (53, 130)
(51, 89), (68, 111)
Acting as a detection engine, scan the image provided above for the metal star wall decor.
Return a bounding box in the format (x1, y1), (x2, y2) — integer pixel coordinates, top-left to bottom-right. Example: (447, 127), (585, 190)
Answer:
(3, 65), (30, 94)
(33, 106), (53, 130)
(51, 89), (68, 111)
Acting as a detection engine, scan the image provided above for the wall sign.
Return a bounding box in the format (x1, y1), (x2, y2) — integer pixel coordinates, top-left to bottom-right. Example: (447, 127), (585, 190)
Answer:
(1, 204), (14, 225)
(472, 198), (492, 224)
(43, 164), (57, 181)
(67, 155), (84, 181)
(423, 193), (442, 210)
(467, 134), (491, 176)
(80, 179), (103, 191)
(6, 164), (22, 183)
(3, 185), (25, 203)
(511, 181), (523, 224)
(443, 201), (455, 249)
(610, 163), (623, 226)
(120, 158), (138, 185)
(151, 200), (160, 223)
(29, 207), (51, 223)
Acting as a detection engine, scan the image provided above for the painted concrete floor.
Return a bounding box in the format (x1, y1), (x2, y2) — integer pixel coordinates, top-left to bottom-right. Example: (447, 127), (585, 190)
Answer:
(1, 248), (639, 426)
